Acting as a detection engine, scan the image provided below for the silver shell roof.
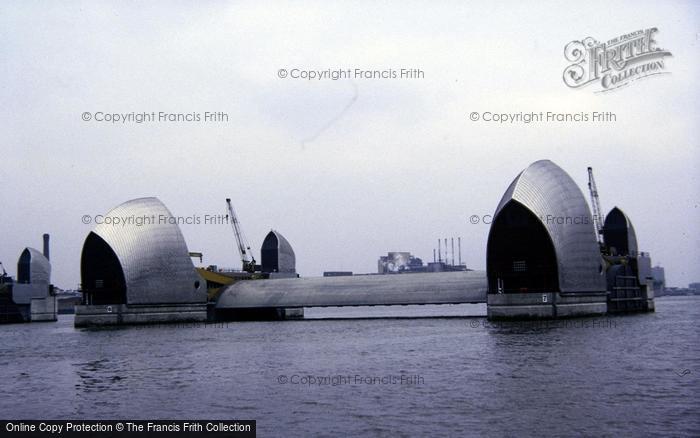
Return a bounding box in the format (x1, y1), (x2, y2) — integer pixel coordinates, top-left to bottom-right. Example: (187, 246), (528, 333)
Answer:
(264, 230), (296, 273)
(19, 247), (51, 285)
(89, 197), (205, 304)
(493, 160), (605, 293)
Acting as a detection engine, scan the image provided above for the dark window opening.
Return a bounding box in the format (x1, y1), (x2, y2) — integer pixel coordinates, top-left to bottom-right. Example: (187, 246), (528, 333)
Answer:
(81, 232), (126, 304)
(487, 201), (559, 293)
(261, 232), (279, 274)
(603, 207), (632, 256)
(17, 249), (31, 284)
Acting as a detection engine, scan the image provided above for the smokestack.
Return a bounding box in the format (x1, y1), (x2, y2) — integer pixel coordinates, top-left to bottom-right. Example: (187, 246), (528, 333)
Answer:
(451, 238), (455, 266)
(438, 239), (442, 262)
(433, 249), (436, 263)
(444, 238), (448, 264)
(43, 233), (50, 261)
(458, 237), (462, 266)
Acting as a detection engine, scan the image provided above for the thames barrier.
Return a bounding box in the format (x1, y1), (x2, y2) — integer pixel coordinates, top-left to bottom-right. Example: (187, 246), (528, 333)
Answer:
(64, 160), (655, 327)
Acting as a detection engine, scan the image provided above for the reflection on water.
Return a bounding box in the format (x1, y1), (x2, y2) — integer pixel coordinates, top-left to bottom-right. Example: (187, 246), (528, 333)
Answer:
(0, 297), (697, 436)
(74, 359), (128, 393)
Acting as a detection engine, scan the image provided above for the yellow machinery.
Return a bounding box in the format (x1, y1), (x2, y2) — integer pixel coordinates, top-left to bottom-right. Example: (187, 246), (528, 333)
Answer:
(196, 268), (237, 301)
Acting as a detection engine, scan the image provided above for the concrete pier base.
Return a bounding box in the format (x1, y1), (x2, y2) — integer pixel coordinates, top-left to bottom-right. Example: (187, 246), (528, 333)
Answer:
(487, 292), (608, 320)
(30, 296), (57, 322)
(74, 303), (207, 327)
(0, 297), (57, 323)
(607, 280), (655, 314)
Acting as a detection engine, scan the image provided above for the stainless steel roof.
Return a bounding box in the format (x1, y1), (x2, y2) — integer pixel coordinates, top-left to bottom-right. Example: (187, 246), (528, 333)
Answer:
(216, 271), (487, 309)
(18, 247), (50, 285)
(88, 197), (206, 304)
(262, 229), (296, 273)
(492, 160), (605, 293)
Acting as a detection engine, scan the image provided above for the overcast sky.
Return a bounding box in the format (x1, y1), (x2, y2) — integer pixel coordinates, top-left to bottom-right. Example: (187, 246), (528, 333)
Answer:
(1, 1), (698, 289)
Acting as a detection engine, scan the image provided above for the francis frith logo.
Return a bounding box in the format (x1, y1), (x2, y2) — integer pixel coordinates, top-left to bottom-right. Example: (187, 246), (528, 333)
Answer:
(563, 28), (672, 92)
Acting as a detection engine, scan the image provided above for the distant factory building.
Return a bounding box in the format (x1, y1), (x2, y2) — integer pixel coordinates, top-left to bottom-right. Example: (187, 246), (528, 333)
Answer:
(261, 230), (297, 278)
(377, 252), (424, 274)
(651, 266), (666, 293)
(377, 251), (466, 274)
(76, 197), (206, 326)
(486, 160), (607, 319)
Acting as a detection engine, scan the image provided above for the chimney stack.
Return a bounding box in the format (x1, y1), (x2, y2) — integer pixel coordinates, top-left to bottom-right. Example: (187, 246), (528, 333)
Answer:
(458, 237), (462, 266)
(43, 233), (50, 261)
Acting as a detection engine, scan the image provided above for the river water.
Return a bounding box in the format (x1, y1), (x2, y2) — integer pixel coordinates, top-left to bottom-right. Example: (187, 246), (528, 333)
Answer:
(0, 297), (698, 437)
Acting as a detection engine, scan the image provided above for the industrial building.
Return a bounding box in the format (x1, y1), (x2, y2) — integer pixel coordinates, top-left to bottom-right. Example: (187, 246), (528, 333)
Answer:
(377, 252), (424, 273)
(0, 234), (57, 323)
(651, 265), (666, 293)
(377, 242), (468, 274)
(75, 197), (207, 327)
